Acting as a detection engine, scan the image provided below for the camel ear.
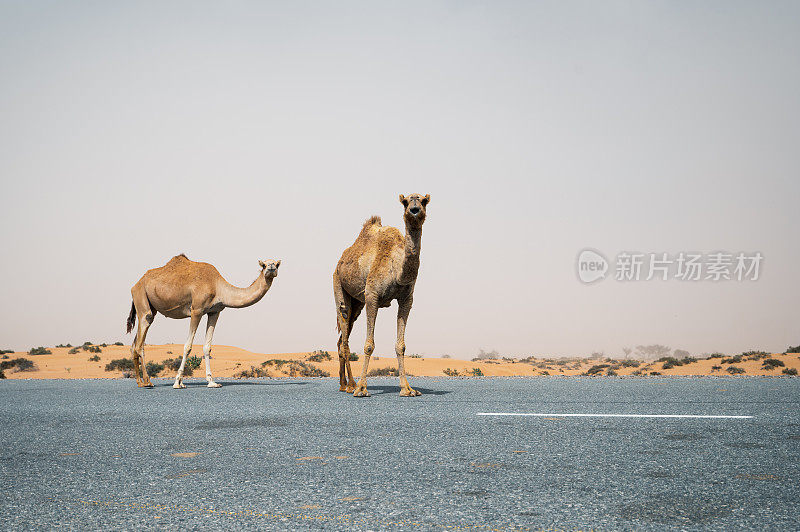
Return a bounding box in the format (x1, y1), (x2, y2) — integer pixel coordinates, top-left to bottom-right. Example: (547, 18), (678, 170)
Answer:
(258, 260), (266, 269)
(399, 194), (408, 206)
(275, 260), (281, 268)
(421, 194), (430, 206)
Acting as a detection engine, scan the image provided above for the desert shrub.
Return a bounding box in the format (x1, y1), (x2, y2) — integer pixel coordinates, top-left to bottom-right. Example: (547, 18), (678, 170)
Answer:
(368, 367), (399, 377)
(235, 366), (271, 378)
(742, 350), (769, 360)
(722, 355), (744, 364)
(474, 349), (499, 360)
(586, 364), (609, 375)
(187, 355), (202, 370)
(443, 368), (459, 376)
(348, 353), (359, 361)
(0, 349), (13, 355)
(307, 350), (332, 362)
(105, 358), (134, 372)
(10, 358), (33, 372)
(540, 370), (550, 376)
(680, 357), (698, 364)
(101, 343), (107, 347)
(262, 359), (292, 368)
(145, 362), (164, 376)
(711, 365), (722, 371)
(114, 342), (124, 346)
(621, 360), (640, 368)
(706, 352), (724, 359)
(88, 355), (101, 362)
(68, 347), (80, 354)
(163, 358), (193, 376)
(471, 367), (484, 377)
(785, 345), (800, 354)
(83, 345), (101, 354)
(631, 369), (643, 376)
(657, 357), (683, 368)
(650, 371), (662, 376)
(441, 354), (451, 359)
(782, 368), (798, 376)
(0, 369), (4, 379)
(408, 353), (422, 358)
(762, 358), (785, 370)
(287, 361), (329, 377)
(726, 366), (746, 375)
(28, 347), (51, 356)
(606, 369), (618, 376)
(83, 341), (93, 346)
(56, 343), (72, 348)
(0, 358), (36, 372)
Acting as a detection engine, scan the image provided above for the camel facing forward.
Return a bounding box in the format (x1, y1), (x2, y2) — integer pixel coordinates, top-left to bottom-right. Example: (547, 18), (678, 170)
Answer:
(126, 254), (280, 388)
(333, 193), (430, 397)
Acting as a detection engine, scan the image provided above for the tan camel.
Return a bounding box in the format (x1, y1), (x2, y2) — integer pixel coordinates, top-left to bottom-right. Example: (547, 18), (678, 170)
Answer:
(333, 193), (430, 397)
(126, 254), (280, 389)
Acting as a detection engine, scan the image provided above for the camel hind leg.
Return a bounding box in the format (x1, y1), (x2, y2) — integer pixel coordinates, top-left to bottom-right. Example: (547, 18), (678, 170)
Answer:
(334, 272), (357, 392)
(343, 300), (363, 391)
(130, 287), (155, 388)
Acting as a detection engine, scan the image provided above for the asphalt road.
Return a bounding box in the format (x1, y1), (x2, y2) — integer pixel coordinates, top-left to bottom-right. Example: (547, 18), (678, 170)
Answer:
(1, 377), (799, 530)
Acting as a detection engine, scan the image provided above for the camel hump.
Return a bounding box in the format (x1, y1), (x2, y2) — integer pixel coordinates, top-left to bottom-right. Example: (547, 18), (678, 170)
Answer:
(172, 253), (189, 261)
(364, 215), (381, 227)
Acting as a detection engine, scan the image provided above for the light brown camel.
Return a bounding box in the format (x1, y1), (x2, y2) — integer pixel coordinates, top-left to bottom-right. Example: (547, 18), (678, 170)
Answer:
(126, 254), (280, 389)
(333, 193), (430, 397)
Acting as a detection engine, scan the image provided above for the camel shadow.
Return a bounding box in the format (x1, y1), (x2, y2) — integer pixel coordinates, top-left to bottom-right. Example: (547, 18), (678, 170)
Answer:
(149, 380), (310, 388)
(205, 381), (311, 387)
(366, 385), (451, 396)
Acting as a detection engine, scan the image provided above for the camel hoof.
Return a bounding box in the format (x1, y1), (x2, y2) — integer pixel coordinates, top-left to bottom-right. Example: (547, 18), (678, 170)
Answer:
(207, 382), (222, 388)
(173, 382), (186, 389)
(353, 386), (370, 398)
(138, 382), (154, 388)
(400, 388), (421, 397)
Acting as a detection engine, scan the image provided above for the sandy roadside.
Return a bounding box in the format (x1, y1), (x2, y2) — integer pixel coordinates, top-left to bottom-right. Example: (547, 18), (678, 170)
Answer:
(2, 344), (799, 379)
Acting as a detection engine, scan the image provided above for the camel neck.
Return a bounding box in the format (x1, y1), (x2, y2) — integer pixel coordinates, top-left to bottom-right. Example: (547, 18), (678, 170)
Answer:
(399, 225), (423, 285)
(219, 274), (273, 309)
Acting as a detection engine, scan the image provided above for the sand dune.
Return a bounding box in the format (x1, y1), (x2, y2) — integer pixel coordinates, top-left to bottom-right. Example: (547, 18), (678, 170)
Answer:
(2, 344), (799, 380)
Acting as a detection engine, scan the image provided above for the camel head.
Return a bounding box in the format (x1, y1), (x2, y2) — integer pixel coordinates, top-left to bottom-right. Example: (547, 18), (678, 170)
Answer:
(258, 259), (281, 278)
(399, 193), (430, 226)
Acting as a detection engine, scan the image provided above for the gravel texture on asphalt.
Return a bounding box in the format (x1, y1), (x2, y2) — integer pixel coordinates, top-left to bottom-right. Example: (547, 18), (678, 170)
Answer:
(1, 377), (798, 530)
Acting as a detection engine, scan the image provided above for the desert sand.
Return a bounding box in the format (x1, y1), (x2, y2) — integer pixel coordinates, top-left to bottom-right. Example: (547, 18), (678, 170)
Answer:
(2, 343), (799, 380)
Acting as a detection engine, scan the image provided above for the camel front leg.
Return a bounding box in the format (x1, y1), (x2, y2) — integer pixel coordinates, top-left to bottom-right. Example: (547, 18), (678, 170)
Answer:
(353, 292), (378, 397)
(203, 312), (221, 388)
(173, 313), (201, 389)
(396, 296), (420, 397)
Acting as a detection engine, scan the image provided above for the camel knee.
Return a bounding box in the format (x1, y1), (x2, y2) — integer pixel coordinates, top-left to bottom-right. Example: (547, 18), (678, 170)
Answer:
(363, 342), (374, 356)
(395, 340), (405, 356)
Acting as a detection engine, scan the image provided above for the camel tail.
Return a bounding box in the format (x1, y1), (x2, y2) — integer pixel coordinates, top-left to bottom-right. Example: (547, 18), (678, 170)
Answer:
(126, 301), (136, 334)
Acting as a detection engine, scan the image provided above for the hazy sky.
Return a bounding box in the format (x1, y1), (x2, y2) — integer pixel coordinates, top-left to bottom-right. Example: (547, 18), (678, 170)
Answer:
(1, 1), (798, 359)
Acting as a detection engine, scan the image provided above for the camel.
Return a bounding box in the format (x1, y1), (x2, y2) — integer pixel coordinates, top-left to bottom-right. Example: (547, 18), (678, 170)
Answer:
(126, 254), (280, 389)
(333, 193), (430, 397)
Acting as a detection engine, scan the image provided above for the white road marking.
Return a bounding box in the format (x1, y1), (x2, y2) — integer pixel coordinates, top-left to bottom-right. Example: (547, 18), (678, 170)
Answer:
(476, 413), (753, 419)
